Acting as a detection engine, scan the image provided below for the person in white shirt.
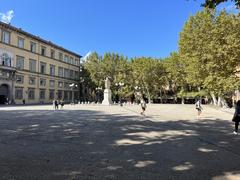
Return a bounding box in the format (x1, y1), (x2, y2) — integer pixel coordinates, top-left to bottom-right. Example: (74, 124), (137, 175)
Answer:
(195, 99), (203, 117)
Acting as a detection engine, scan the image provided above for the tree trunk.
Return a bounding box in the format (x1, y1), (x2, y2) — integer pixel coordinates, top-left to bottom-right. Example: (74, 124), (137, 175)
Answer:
(159, 89), (163, 103)
(145, 86), (151, 104)
(210, 92), (217, 105)
(218, 96), (228, 108)
(181, 97), (184, 104)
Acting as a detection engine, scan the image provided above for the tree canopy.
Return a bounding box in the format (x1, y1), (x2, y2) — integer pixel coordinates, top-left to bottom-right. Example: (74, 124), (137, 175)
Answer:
(179, 9), (240, 103)
(202, 0), (240, 9)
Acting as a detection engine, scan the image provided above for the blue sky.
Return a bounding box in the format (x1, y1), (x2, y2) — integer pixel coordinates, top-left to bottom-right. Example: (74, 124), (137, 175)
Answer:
(0, 0), (237, 58)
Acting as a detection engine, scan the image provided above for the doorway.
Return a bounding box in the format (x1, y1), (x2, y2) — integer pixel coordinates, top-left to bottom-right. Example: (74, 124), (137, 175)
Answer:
(0, 84), (9, 104)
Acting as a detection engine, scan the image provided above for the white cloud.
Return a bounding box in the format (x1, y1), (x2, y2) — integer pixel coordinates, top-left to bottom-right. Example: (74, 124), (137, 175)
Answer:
(0, 10), (14, 24)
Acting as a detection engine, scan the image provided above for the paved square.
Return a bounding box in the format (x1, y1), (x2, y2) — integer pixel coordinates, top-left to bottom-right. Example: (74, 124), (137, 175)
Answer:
(0, 104), (240, 180)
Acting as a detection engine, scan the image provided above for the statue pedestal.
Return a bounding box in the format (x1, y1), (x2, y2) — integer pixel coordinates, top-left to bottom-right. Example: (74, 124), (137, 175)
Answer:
(102, 89), (112, 105)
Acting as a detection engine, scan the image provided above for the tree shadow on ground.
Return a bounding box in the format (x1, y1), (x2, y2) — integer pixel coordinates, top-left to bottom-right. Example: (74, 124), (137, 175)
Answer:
(0, 109), (239, 180)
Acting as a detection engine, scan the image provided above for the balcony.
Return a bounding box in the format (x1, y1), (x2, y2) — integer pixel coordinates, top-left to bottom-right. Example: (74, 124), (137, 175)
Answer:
(0, 64), (16, 72)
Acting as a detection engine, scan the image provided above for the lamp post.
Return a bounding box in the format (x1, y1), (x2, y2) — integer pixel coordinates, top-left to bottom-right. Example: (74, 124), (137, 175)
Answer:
(115, 82), (124, 106)
(95, 87), (102, 103)
(69, 83), (78, 104)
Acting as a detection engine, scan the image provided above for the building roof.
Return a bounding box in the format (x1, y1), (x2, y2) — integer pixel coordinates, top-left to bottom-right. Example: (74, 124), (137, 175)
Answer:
(0, 21), (82, 58)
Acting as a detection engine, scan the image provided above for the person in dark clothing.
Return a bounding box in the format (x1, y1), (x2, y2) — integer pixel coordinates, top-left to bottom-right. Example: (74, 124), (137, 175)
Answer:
(54, 99), (58, 110)
(232, 100), (240, 135)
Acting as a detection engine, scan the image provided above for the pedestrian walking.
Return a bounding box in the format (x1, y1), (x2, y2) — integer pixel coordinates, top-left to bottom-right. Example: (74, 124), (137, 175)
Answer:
(195, 99), (203, 118)
(54, 99), (59, 110)
(140, 98), (147, 115)
(232, 100), (240, 135)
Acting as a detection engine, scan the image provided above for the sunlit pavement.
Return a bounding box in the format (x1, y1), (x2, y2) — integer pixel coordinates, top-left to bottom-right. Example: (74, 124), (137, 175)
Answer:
(0, 104), (239, 180)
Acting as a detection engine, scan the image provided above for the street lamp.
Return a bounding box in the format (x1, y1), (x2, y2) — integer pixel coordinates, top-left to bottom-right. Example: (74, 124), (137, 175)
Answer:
(115, 82), (124, 106)
(95, 87), (102, 103)
(69, 83), (78, 104)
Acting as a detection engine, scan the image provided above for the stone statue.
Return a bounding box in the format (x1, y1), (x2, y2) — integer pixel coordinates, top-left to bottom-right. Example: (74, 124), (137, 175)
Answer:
(102, 77), (112, 105)
(105, 77), (110, 89)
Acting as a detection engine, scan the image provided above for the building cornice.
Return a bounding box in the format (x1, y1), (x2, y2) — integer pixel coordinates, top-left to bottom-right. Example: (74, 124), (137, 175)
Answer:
(0, 21), (82, 59)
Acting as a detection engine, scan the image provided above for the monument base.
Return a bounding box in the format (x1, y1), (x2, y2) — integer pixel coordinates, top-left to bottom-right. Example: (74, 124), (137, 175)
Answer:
(102, 89), (113, 105)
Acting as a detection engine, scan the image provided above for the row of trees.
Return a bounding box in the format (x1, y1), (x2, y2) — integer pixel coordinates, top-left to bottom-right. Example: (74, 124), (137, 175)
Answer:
(83, 9), (240, 106)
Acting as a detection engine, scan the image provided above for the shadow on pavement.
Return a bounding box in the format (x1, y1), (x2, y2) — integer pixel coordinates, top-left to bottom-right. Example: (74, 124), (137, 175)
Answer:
(0, 109), (239, 180)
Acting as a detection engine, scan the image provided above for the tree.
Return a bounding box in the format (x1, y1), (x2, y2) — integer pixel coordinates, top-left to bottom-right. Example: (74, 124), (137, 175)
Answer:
(84, 52), (131, 101)
(130, 57), (167, 103)
(163, 52), (187, 104)
(179, 9), (240, 106)
(84, 52), (104, 87)
(202, 0), (240, 9)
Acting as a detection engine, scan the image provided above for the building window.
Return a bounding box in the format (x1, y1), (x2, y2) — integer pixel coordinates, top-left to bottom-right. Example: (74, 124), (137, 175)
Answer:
(50, 64), (55, 76)
(64, 55), (69, 63)
(58, 81), (63, 88)
(58, 90), (62, 99)
(0, 52), (12, 67)
(64, 91), (69, 100)
(2, 30), (10, 44)
(39, 89), (45, 99)
(16, 75), (24, 84)
(16, 56), (24, 70)
(51, 49), (55, 59)
(18, 37), (24, 48)
(28, 88), (35, 99)
(49, 90), (55, 100)
(58, 67), (63, 77)
(29, 77), (36, 85)
(64, 68), (69, 78)
(75, 59), (79, 66)
(29, 59), (36, 72)
(49, 80), (55, 87)
(41, 46), (46, 56)
(40, 62), (46, 74)
(15, 87), (23, 99)
(70, 57), (73, 64)
(40, 78), (46, 86)
(75, 71), (79, 79)
(30, 42), (36, 53)
(70, 70), (74, 79)
(59, 52), (63, 61)
(72, 71), (75, 79)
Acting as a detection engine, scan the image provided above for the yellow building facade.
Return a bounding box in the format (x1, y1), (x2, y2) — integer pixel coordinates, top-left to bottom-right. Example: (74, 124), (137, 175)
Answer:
(0, 22), (81, 104)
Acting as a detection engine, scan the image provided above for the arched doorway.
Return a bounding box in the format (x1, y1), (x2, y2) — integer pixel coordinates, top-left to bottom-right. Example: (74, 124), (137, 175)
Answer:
(0, 84), (9, 104)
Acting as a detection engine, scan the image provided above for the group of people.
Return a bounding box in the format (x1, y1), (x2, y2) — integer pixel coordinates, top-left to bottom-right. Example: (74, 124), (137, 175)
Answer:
(195, 99), (240, 135)
(53, 99), (64, 110)
(141, 97), (240, 135)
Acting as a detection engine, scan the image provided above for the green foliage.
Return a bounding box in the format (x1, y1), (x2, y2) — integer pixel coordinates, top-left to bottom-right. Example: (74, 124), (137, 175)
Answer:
(163, 52), (186, 93)
(179, 9), (240, 96)
(177, 89), (209, 98)
(201, 0), (240, 9)
(84, 52), (131, 96)
(84, 10), (240, 103)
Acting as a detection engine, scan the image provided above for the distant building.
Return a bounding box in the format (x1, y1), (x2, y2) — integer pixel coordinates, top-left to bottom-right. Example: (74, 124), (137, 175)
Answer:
(0, 21), (82, 104)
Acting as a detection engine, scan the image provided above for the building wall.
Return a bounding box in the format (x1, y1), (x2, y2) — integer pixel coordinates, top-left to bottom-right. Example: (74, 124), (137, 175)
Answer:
(0, 23), (81, 104)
